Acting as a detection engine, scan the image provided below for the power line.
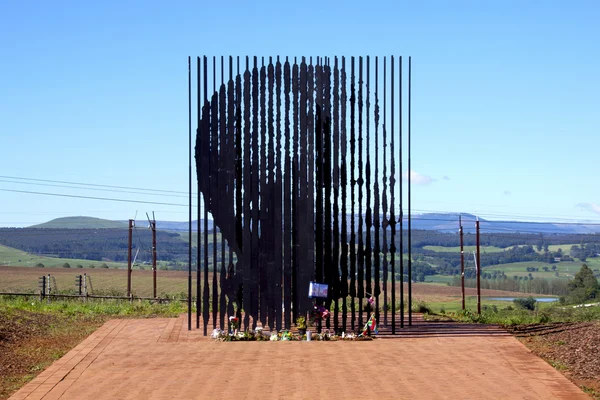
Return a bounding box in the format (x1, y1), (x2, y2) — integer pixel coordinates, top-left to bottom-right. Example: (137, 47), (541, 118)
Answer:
(0, 188), (198, 208)
(0, 179), (190, 198)
(0, 175), (198, 196)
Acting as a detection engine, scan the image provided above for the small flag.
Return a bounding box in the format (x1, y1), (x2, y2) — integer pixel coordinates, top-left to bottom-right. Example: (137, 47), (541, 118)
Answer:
(361, 313), (378, 336)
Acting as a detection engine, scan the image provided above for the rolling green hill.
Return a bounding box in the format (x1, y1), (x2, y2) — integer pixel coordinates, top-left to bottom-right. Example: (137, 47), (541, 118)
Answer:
(30, 217), (127, 229)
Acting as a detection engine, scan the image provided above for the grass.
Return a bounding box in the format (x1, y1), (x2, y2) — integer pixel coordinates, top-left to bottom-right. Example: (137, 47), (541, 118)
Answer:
(0, 265), (215, 298)
(424, 302), (600, 325)
(423, 275), (454, 284)
(0, 244), (127, 269)
(544, 244), (577, 255)
(485, 260), (600, 279)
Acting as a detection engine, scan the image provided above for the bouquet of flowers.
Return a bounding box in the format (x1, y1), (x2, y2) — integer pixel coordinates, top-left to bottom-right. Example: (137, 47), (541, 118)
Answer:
(309, 305), (330, 326)
(229, 316), (239, 334)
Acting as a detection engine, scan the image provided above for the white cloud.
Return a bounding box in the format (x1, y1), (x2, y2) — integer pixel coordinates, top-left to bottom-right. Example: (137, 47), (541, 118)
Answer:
(577, 202), (600, 215)
(402, 170), (433, 185)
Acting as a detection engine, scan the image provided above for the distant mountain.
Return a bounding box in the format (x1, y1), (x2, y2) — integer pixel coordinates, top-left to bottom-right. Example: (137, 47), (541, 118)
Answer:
(30, 214), (599, 234)
(29, 217), (214, 232)
(30, 217), (128, 229)
(154, 220), (213, 232)
(401, 213), (600, 234)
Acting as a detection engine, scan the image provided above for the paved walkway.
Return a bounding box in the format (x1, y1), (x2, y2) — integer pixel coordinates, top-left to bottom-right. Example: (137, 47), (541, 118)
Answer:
(10, 316), (589, 400)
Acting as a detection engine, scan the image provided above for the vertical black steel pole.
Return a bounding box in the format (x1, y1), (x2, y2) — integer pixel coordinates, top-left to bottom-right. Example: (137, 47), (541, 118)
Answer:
(283, 58), (292, 329)
(373, 56), (381, 326)
(199, 57), (202, 329)
(357, 56), (364, 328)
(365, 56), (373, 326)
(390, 55), (396, 334)
(203, 56), (210, 335)
(382, 57), (388, 327)
(349, 57), (356, 330)
(340, 57), (348, 331)
(399, 56), (404, 328)
(333, 57), (340, 333)
(212, 56), (218, 330)
(187, 56), (192, 331)
(408, 56), (412, 326)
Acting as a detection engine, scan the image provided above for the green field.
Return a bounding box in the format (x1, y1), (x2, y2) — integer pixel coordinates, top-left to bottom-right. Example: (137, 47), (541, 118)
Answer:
(535, 244), (577, 255)
(0, 244), (128, 269)
(423, 245), (505, 253)
(424, 275), (454, 284)
(484, 260), (600, 279)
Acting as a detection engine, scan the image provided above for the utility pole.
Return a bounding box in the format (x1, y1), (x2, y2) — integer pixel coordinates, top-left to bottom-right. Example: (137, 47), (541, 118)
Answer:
(460, 215), (465, 310)
(476, 218), (481, 314)
(148, 212), (157, 298)
(127, 219), (134, 298)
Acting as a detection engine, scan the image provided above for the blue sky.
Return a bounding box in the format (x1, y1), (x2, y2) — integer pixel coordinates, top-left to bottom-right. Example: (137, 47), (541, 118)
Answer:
(0, 0), (599, 227)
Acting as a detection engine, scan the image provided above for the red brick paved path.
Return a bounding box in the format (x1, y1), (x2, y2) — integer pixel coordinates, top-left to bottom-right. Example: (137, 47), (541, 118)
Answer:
(10, 315), (589, 400)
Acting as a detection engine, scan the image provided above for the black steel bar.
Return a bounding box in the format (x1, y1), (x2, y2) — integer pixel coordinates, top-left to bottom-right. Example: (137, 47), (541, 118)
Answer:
(283, 58), (292, 329)
(357, 56), (364, 328)
(196, 57), (201, 329)
(211, 56), (218, 330)
(340, 56), (348, 331)
(382, 57), (388, 327)
(305, 58), (314, 316)
(251, 56), (259, 328)
(399, 56), (404, 328)
(324, 60), (333, 330)
(349, 56), (356, 331)
(332, 57), (340, 332)
(275, 57), (283, 332)
(234, 56), (242, 324)
(226, 55), (236, 325)
(365, 56), (372, 323)
(188, 56), (192, 331)
(242, 57), (252, 330)
(299, 58), (308, 317)
(291, 60), (299, 322)
(203, 56), (209, 335)
(267, 58), (275, 330)
(408, 56), (412, 326)
(373, 56), (381, 326)
(259, 62), (267, 328)
(390, 55), (396, 334)
(219, 75), (227, 331)
(315, 61), (323, 305)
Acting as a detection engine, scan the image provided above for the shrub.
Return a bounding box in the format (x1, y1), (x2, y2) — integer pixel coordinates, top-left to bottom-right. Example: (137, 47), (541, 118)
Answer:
(62, 262), (71, 268)
(412, 301), (431, 314)
(513, 296), (537, 311)
(76, 264), (83, 269)
(35, 263), (45, 268)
